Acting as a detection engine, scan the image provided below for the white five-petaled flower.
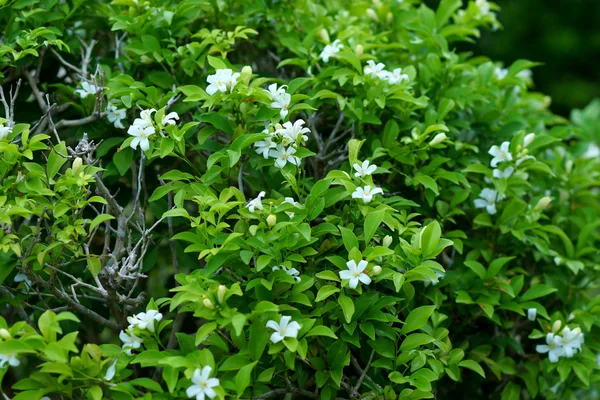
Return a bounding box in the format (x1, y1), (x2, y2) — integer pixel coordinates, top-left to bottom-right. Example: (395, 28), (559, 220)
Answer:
(492, 166), (514, 179)
(266, 316), (301, 343)
(384, 68), (409, 84)
(119, 329), (143, 355)
(352, 185), (383, 203)
(254, 136), (277, 159)
(106, 103), (126, 129)
(339, 259), (371, 289)
(272, 265), (301, 282)
(270, 144), (300, 168)
(353, 160), (377, 178)
(488, 141), (513, 167)
(162, 111), (179, 126)
(283, 197), (301, 218)
(127, 309), (163, 332)
(474, 188), (499, 215)
(320, 39), (344, 63)
(186, 366), (220, 400)
(75, 81), (97, 98)
(104, 358), (118, 381)
(0, 123), (12, 140)
(0, 353), (19, 368)
(127, 124), (156, 151)
(246, 191), (266, 213)
(560, 327), (584, 358)
(527, 308), (537, 321)
(536, 333), (563, 363)
(267, 83), (292, 119)
(281, 120), (310, 145)
(206, 69), (240, 95)
(364, 60), (388, 79)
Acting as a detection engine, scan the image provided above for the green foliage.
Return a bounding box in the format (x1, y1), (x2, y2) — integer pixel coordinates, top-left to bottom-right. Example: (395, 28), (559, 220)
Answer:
(0, 0), (599, 399)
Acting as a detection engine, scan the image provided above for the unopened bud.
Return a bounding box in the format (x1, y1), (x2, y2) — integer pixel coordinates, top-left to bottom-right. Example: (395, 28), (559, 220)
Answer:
(355, 44), (364, 58)
(429, 133), (447, 146)
(524, 133), (535, 147)
(565, 160), (573, 174)
(266, 214), (277, 227)
(386, 12), (393, 24)
(217, 284), (227, 304)
(534, 196), (551, 211)
(241, 65), (253, 85)
(366, 8), (378, 21)
(318, 29), (330, 44)
(0, 329), (11, 339)
(72, 157), (83, 174)
(203, 298), (214, 310)
(551, 320), (561, 333)
(382, 235), (393, 248)
(372, 265), (382, 275)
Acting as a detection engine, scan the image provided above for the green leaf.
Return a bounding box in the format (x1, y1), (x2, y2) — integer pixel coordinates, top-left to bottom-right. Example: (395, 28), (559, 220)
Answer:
(521, 284), (557, 301)
(464, 261), (486, 280)
(316, 285), (340, 302)
(306, 326), (338, 339)
(89, 214), (115, 231)
(364, 209), (385, 245)
(458, 360), (486, 378)
(367, 338), (395, 358)
(400, 305), (436, 335)
(501, 382), (521, 400)
(400, 333), (435, 351)
(87, 257), (102, 277)
(339, 226), (359, 252)
(47, 141), (68, 180)
(235, 361), (258, 395)
(338, 294), (355, 323)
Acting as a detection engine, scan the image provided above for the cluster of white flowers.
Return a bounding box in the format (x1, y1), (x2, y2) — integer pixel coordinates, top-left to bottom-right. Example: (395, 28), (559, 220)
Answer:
(266, 315), (301, 343)
(186, 365), (220, 400)
(266, 83), (291, 119)
(364, 60), (409, 84)
(339, 259), (372, 289)
(127, 109), (156, 151)
(319, 39), (344, 63)
(0, 121), (12, 140)
(350, 159), (384, 203)
(106, 102), (126, 129)
(118, 309), (162, 356)
(0, 353), (19, 369)
(272, 265), (301, 282)
(536, 323), (585, 363)
(254, 120), (309, 168)
(75, 81), (98, 98)
(246, 191), (266, 213)
(206, 69), (240, 95)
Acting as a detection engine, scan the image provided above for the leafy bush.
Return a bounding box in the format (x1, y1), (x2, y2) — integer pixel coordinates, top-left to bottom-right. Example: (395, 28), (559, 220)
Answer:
(1, 0), (599, 399)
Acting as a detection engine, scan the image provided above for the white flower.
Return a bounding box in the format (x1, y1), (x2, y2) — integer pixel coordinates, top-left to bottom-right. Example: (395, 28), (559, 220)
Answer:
(283, 197), (300, 218)
(384, 68), (409, 84)
(186, 366), (220, 400)
(246, 191), (266, 213)
(560, 327), (584, 358)
(254, 136), (277, 159)
(339, 259), (371, 289)
(106, 103), (126, 129)
(518, 69), (532, 80)
(127, 310), (163, 332)
(104, 358), (118, 381)
(364, 60), (388, 79)
(527, 308), (537, 321)
(272, 265), (301, 282)
(474, 188), (499, 215)
(320, 39), (344, 63)
(206, 69), (239, 95)
(270, 144), (300, 168)
(75, 81), (97, 98)
(266, 316), (301, 343)
(267, 83), (292, 119)
(582, 143), (599, 159)
(0, 353), (20, 368)
(494, 67), (507, 80)
(14, 273), (32, 289)
(281, 120), (310, 145)
(162, 111), (179, 126)
(0, 123), (12, 140)
(536, 333), (564, 363)
(120, 329), (143, 355)
(477, 0), (491, 15)
(352, 185), (383, 203)
(488, 142), (513, 167)
(353, 160), (377, 178)
(492, 166), (514, 179)
(127, 124), (155, 151)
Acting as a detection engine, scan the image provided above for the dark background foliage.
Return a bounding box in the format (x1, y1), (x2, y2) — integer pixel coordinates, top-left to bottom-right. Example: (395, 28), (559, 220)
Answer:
(474, 0), (600, 117)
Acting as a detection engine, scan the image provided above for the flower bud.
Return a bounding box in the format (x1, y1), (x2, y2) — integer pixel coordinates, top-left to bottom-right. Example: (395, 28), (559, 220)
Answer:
(241, 65), (253, 85)
(551, 320), (561, 333)
(266, 214), (277, 227)
(366, 8), (378, 21)
(203, 298), (214, 310)
(565, 160), (573, 174)
(524, 133), (535, 147)
(372, 265), (382, 275)
(386, 12), (393, 24)
(318, 29), (330, 44)
(217, 284), (227, 304)
(382, 235), (393, 248)
(355, 44), (364, 58)
(72, 157), (83, 174)
(0, 328), (11, 339)
(429, 133), (447, 146)
(534, 196), (551, 211)
(373, 0), (383, 8)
